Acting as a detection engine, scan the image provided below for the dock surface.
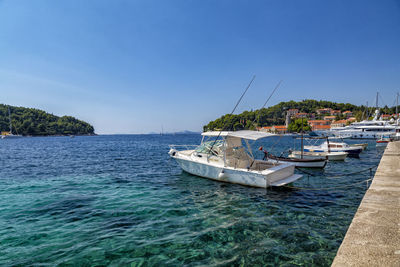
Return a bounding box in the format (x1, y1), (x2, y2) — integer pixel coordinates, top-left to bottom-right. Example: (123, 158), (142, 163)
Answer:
(332, 141), (400, 266)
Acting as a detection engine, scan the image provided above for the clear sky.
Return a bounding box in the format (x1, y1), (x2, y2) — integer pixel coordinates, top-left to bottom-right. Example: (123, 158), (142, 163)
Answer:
(1, 0), (399, 134)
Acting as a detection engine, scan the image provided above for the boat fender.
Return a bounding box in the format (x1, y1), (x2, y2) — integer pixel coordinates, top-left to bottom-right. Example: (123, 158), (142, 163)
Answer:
(218, 169), (228, 179)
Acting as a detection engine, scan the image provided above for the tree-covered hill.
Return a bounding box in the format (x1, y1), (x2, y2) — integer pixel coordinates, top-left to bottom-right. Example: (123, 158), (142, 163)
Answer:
(0, 104), (95, 136)
(203, 99), (397, 131)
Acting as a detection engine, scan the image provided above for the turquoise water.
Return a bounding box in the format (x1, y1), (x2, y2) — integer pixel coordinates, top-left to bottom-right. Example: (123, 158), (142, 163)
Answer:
(0, 135), (383, 266)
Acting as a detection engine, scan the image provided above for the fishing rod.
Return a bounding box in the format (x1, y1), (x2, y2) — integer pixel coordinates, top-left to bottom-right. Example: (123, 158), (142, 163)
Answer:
(251, 80), (283, 127)
(207, 75), (256, 155)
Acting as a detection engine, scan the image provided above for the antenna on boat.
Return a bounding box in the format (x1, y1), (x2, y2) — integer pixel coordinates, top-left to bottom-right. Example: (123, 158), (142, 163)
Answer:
(207, 75), (256, 154)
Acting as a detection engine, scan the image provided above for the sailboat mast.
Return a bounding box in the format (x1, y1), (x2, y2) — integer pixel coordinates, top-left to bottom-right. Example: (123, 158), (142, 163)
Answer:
(8, 107), (12, 135)
(301, 118), (304, 159)
(376, 92), (379, 110)
(396, 92), (399, 124)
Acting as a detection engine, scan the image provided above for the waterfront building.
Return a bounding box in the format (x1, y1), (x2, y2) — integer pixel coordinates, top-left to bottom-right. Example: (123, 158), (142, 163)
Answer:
(317, 108), (332, 115)
(330, 110), (341, 116)
(324, 115), (336, 121)
(311, 124), (331, 131)
(343, 111), (353, 118)
(331, 120), (348, 128)
(294, 112), (308, 118)
(287, 109), (299, 117)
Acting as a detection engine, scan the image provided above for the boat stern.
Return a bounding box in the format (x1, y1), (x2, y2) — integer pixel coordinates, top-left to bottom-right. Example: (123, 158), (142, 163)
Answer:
(263, 164), (302, 186)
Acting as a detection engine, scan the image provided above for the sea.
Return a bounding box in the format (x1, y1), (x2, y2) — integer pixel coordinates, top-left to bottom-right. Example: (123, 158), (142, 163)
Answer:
(0, 134), (384, 266)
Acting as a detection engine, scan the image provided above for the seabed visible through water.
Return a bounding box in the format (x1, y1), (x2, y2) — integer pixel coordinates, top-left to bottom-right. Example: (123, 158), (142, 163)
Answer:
(0, 134), (383, 266)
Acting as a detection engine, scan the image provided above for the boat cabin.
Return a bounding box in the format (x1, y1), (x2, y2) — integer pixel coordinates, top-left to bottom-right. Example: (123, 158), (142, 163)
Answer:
(198, 131), (277, 170)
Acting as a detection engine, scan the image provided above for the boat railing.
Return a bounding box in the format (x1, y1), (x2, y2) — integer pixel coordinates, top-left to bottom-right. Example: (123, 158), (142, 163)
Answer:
(169, 144), (198, 151)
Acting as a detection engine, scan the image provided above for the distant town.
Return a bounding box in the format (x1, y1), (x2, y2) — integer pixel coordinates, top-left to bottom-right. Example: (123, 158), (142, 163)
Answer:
(258, 108), (397, 134)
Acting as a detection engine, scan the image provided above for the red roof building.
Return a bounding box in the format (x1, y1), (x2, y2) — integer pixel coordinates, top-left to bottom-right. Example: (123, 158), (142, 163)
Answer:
(331, 120), (348, 128)
(294, 112), (308, 118)
(259, 126), (288, 134)
(317, 108), (332, 115)
(381, 114), (392, 120)
(343, 111), (353, 117)
(272, 125), (288, 133)
(323, 115), (336, 121)
(308, 120), (330, 126)
(312, 124), (331, 131)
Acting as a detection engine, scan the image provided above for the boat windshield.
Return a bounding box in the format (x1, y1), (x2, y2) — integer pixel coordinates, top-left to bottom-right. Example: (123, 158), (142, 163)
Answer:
(195, 140), (224, 156)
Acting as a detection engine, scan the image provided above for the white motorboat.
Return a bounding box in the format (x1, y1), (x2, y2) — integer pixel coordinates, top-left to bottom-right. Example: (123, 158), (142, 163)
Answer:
(303, 141), (363, 156)
(288, 150), (347, 161)
(169, 130), (302, 188)
(349, 143), (368, 150)
(376, 135), (391, 146)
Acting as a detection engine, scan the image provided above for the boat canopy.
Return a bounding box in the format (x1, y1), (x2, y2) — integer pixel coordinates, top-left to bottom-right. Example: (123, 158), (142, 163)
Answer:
(202, 130), (276, 140)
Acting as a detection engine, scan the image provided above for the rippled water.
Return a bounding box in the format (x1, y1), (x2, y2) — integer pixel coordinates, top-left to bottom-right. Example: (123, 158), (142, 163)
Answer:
(0, 134), (384, 266)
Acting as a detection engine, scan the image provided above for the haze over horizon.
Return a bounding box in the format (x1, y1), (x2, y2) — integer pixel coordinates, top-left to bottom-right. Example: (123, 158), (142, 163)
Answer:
(1, 0), (399, 134)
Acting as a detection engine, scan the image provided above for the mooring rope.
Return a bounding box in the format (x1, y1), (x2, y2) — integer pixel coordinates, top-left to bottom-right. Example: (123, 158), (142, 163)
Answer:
(295, 166), (377, 178)
(282, 178), (373, 191)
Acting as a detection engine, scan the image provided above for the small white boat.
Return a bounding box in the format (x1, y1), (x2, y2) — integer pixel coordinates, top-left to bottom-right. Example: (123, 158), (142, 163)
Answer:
(169, 130), (302, 188)
(304, 141), (363, 156)
(349, 143), (368, 150)
(265, 153), (327, 168)
(376, 136), (390, 146)
(288, 150), (348, 161)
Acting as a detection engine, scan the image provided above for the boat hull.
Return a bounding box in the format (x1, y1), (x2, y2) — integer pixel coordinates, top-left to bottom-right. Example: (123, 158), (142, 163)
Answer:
(289, 151), (347, 161)
(266, 156), (327, 168)
(303, 148), (362, 156)
(172, 154), (301, 188)
(350, 143), (368, 150)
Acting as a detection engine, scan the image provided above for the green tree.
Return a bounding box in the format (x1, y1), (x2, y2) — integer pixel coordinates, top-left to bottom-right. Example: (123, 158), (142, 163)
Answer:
(288, 119), (311, 133)
(0, 104), (95, 136)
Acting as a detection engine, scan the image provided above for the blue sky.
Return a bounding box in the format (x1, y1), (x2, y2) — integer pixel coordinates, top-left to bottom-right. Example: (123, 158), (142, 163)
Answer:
(1, 0), (399, 134)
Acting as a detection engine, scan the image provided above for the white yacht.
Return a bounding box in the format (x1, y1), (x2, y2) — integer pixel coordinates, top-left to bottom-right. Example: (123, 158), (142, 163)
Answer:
(169, 130), (302, 188)
(303, 141), (363, 156)
(331, 110), (399, 139)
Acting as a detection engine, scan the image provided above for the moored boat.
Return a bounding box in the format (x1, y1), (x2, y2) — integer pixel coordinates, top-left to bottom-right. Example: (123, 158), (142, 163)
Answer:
(303, 141), (363, 156)
(349, 143), (368, 150)
(265, 153), (327, 168)
(376, 136), (390, 146)
(169, 131), (302, 188)
(288, 150), (348, 161)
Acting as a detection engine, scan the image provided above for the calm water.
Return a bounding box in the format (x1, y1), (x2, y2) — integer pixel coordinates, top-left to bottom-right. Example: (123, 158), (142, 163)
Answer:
(0, 134), (384, 266)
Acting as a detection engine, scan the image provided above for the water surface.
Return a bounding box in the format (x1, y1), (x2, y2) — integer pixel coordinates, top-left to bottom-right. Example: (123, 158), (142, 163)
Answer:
(0, 135), (383, 266)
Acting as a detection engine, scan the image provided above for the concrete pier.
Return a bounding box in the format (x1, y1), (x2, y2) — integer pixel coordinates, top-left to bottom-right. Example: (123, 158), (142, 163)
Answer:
(332, 141), (400, 266)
